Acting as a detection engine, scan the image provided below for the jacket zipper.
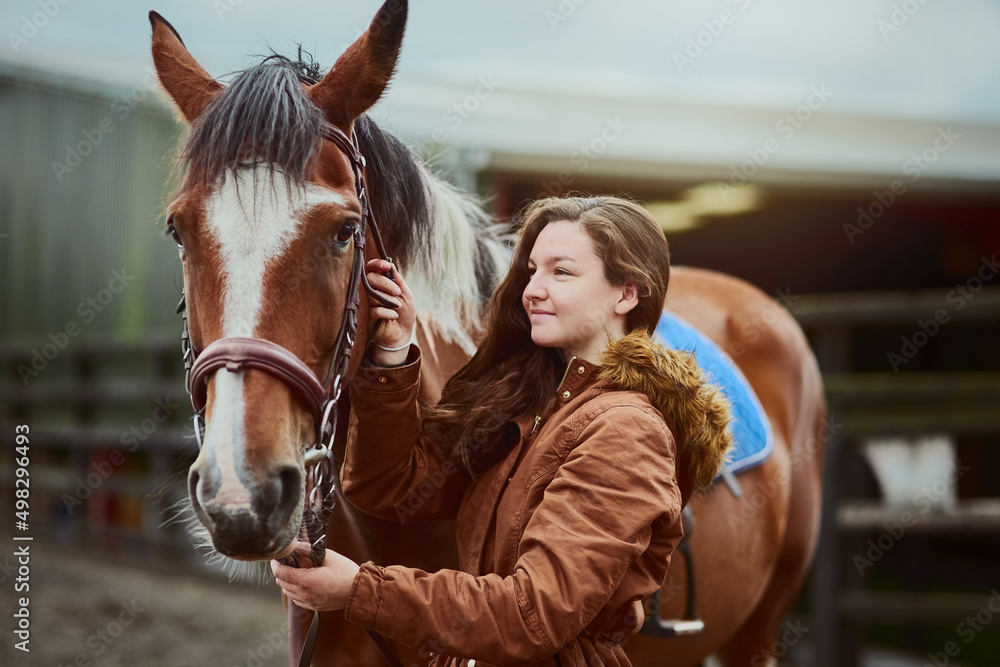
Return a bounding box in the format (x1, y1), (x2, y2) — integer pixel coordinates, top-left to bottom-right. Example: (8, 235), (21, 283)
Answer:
(532, 357), (576, 436)
(476, 357), (578, 574)
(556, 355), (577, 394)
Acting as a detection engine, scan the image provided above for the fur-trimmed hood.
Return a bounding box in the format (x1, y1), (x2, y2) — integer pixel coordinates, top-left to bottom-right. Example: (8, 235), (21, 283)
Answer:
(598, 330), (733, 491)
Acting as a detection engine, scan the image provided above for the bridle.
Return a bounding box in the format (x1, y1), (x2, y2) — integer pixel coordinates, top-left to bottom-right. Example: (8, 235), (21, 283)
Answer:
(177, 121), (404, 667)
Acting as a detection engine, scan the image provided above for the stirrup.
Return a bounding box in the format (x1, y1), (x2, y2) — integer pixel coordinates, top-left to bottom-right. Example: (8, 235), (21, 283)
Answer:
(641, 507), (705, 638)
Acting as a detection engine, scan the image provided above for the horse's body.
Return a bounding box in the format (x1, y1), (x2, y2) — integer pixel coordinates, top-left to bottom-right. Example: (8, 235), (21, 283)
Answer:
(149, 2), (826, 665)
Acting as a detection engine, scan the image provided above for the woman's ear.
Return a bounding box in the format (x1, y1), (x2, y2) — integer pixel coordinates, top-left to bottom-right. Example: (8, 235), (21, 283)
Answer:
(615, 281), (640, 315)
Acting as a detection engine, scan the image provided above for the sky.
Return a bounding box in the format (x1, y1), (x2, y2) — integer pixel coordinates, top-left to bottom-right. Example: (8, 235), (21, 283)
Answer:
(3, 0), (1000, 127)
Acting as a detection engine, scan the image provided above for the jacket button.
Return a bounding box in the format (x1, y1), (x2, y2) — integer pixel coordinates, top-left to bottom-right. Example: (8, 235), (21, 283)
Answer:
(378, 376), (387, 384)
(577, 365), (585, 374)
(562, 390), (570, 399)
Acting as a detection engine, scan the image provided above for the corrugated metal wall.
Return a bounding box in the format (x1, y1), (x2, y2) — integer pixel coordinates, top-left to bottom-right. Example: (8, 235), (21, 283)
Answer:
(1, 63), (185, 344)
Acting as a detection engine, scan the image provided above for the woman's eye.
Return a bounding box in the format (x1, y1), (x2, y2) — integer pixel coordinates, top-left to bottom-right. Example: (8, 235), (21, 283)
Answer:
(334, 219), (358, 246)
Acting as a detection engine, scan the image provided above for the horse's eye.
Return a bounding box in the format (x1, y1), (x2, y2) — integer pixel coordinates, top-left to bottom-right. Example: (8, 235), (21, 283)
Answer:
(334, 219), (358, 246)
(166, 218), (183, 248)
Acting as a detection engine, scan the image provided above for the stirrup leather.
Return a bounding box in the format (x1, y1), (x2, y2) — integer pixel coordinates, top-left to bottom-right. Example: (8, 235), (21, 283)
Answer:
(641, 506), (705, 638)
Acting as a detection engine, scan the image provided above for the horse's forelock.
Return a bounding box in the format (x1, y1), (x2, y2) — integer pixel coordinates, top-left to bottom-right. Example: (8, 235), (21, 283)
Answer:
(183, 54), (325, 189)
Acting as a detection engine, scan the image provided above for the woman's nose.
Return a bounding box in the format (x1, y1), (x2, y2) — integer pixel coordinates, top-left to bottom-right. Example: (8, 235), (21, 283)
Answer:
(523, 275), (545, 301)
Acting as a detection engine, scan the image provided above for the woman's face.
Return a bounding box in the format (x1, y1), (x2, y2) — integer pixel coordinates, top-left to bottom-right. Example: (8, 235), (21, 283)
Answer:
(522, 220), (636, 363)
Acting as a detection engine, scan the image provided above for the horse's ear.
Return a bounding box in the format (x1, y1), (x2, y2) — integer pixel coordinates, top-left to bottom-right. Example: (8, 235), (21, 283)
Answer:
(149, 11), (223, 123)
(308, 0), (408, 128)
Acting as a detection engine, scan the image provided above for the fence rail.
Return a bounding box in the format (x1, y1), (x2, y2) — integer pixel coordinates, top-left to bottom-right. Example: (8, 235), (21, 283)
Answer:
(792, 287), (1000, 667)
(0, 336), (199, 568)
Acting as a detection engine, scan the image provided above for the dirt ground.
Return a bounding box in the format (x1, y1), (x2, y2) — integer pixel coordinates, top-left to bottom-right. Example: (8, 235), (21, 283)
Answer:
(0, 538), (289, 667)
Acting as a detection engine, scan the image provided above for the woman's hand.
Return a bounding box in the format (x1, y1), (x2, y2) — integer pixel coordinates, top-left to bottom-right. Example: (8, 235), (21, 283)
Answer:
(270, 542), (361, 612)
(366, 258), (415, 366)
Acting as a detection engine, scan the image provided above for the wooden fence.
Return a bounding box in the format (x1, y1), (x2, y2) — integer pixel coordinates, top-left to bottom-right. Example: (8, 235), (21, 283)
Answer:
(0, 335), (201, 568)
(791, 285), (1000, 666)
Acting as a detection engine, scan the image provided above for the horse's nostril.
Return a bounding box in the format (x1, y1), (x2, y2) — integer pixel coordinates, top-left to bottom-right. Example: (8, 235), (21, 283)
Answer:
(261, 465), (302, 533)
(278, 465), (301, 495)
(187, 465), (220, 530)
(188, 468), (202, 509)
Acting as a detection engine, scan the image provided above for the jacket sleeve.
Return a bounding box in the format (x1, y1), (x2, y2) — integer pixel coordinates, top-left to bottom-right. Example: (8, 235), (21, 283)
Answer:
(344, 404), (681, 664)
(340, 348), (470, 523)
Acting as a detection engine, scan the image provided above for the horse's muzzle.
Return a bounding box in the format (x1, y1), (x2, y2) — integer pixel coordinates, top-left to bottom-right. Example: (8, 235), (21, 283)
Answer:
(187, 462), (303, 559)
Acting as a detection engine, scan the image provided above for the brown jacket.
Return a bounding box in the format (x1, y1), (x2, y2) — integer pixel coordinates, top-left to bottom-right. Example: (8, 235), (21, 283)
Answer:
(342, 331), (731, 666)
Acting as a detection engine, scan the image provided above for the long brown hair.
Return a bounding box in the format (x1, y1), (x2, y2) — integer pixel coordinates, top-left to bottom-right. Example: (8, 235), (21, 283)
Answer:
(424, 195), (671, 475)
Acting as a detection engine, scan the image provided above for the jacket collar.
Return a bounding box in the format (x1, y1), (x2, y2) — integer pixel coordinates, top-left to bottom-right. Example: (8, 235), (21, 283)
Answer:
(556, 356), (600, 401)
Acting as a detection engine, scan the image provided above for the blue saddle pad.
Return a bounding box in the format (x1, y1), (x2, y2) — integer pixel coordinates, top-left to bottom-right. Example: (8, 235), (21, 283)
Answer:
(654, 311), (773, 476)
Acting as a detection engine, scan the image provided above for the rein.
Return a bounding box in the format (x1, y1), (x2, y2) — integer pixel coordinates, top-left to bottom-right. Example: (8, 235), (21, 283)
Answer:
(177, 122), (404, 667)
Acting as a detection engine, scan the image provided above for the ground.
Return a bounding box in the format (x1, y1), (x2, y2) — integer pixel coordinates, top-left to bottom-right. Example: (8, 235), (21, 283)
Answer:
(0, 538), (288, 667)
(0, 539), (973, 667)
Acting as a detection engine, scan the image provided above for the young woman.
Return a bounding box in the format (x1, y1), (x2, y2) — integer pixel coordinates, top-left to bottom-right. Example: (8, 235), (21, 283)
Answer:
(272, 196), (732, 666)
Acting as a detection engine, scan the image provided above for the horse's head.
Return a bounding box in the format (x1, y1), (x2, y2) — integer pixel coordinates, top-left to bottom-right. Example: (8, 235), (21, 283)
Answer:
(150, 1), (408, 562)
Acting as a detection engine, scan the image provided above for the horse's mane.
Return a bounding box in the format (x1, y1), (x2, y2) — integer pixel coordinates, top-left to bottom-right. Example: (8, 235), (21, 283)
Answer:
(180, 50), (509, 354)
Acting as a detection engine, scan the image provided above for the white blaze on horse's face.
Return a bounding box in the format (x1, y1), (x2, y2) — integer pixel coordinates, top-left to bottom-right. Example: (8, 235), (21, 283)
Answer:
(191, 166), (348, 547)
(206, 166), (346, 339)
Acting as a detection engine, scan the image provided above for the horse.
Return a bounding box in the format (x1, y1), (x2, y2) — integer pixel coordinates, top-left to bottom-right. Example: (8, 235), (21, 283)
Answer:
(149, 2), (827, 665)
